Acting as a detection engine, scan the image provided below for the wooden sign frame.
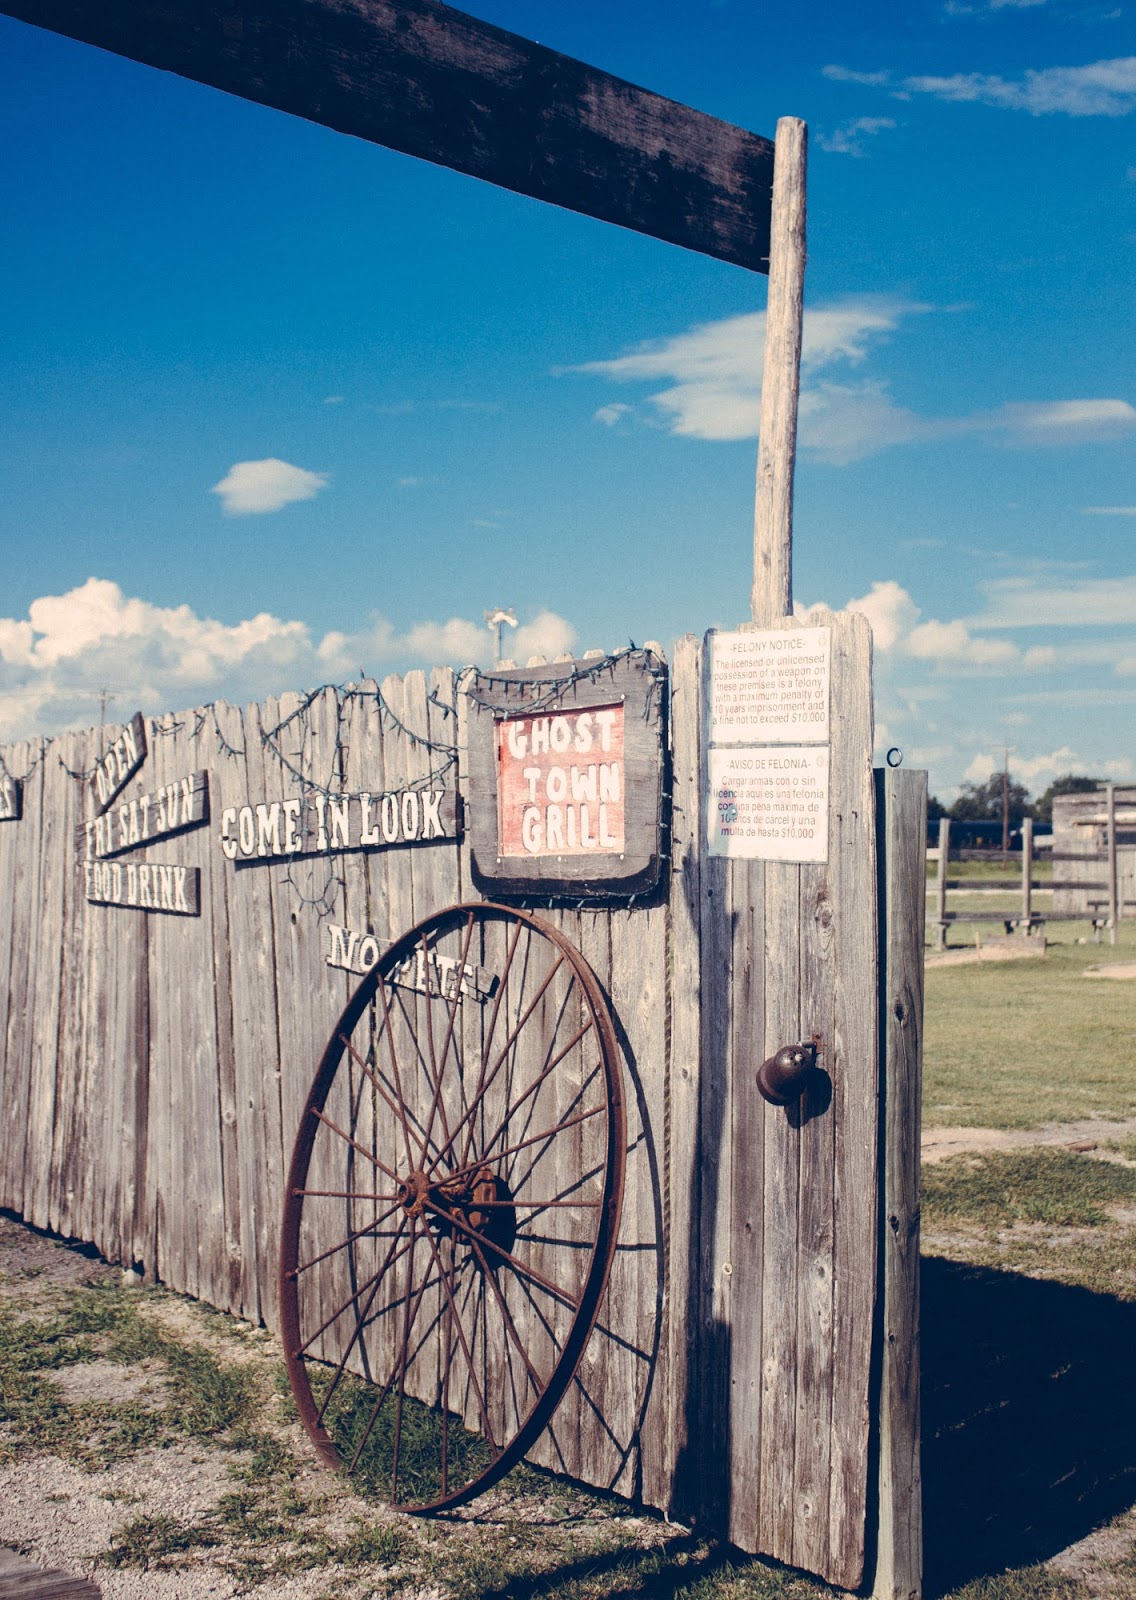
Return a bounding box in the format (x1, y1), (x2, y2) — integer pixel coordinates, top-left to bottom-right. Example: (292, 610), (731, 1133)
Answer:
(90, 711), (148, 815)
(85, 858), (201, 915)
(463, 653), (666, 900)
(88, 769), (210, 858)
(0, 773), (21, 822)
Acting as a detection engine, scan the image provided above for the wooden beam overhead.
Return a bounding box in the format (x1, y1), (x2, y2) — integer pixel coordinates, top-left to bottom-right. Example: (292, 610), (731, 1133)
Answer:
(2, 0), (776, 272)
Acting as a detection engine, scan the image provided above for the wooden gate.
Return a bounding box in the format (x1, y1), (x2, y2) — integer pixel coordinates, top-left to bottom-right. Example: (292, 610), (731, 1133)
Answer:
(0, 634), (924, 1593)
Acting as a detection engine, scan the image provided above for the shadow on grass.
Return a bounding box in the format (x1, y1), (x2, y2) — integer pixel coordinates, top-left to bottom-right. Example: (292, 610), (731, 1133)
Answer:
(476, 1530), (812, 1600)
(922, 1256), (1136, 1597)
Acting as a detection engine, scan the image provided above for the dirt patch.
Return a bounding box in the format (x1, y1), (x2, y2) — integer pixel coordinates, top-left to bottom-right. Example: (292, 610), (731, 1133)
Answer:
(1084, 961), (1136, 980)
(922, 1116), (1136, 1166)
(0, 1214), (679, 1600)
(48, 1359), (169, 1409)
(1047, 1504), (1136, 1596)
(925, 936), (1047, 967)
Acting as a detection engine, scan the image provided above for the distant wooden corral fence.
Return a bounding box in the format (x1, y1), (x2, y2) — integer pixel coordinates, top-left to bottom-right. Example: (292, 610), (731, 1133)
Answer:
(0, 636), (924, 1597)
(930, 788), (1135, 950)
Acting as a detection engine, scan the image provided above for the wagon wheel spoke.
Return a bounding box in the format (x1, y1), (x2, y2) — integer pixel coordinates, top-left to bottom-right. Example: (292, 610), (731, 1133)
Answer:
(280, 901), (626, 1513)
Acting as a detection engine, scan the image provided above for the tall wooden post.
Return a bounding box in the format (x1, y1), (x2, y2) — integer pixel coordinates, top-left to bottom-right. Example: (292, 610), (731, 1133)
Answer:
(1106, 782), (1118, 947)
(934, 819), (950, 951)
(752, 117), (806, 626)
(873, 767), (926, 1600)
(1020, 816), (1033, 933)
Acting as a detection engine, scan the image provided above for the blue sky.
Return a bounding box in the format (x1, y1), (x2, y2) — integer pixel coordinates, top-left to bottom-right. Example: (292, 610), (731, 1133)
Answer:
(1, 0), (1134, 799)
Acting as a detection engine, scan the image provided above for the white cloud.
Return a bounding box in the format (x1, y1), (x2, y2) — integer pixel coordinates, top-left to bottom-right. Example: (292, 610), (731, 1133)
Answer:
(945, 0), (1047, 11)
(841, 578), (1063, 671)
(822, 65), (891, 86)
(824, 55), (1136, 118)
(818, 116), (897, 156)
(512, 611), (579, 662)
(568, 297), (934, 459)
(906, 57), (1136, 116)
(961, 745), (1113, 788)
(568, 300), (1133, 461)
(1082, 504), (1136, 515)
(978, 399), (1136, 443)
(972, 574), (1136, 627)
(844, 579), (920, 649)
(211, 458), (328, 515)
(0, 579), (576, 741)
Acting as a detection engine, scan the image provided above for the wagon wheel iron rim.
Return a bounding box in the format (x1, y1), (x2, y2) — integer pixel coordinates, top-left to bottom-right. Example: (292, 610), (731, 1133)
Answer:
(279, 901), (626, 1513)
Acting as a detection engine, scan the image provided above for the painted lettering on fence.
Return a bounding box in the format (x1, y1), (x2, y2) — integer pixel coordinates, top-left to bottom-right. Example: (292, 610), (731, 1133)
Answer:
(88, 770), (209, 858)
(91, 712), (148, 814)
(85, 859), (201, 916)
(496, 705), (624, 858)
(0, 775), (20, 822)
(325, 923), (497, 1000)
(219, 789), (459, 862)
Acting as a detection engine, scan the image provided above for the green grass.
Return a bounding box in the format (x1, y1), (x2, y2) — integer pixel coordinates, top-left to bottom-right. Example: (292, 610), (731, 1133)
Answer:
(923, 931), (1136, 1128)
(927, 857), (1055, 885)
(313, 1366), (499, 1505)
(924, 1149), (1136, 1230)
(0, 1280), (260, 1469)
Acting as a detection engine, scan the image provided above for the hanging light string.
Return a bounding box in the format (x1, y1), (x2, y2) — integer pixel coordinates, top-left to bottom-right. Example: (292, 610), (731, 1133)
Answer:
(1, 740), (51, 784)
(460, 645), (667, 725)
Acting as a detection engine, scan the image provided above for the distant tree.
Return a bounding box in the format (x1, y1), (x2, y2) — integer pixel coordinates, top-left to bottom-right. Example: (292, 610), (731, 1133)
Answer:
(1034, 774), (1102, 825)
(948, 773), (1033, 824)
(927, 793), (947, 824)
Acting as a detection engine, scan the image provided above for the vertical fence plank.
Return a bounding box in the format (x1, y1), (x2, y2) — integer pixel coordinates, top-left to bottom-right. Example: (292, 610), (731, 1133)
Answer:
(1, 741), (44, 1215)
(872, 767), (926, 1600)
(823, 609), (877, 1593)
(24, 740), (68, 1233)
(0, 742), (29, 1211)
(201, 703), (243, 1313)
(51, 730), (94, 1242)
(663, 635), (702, 1516)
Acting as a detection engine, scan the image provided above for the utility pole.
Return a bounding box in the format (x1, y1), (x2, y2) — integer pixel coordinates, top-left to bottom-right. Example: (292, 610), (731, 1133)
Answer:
(999, 744), (1018, 865)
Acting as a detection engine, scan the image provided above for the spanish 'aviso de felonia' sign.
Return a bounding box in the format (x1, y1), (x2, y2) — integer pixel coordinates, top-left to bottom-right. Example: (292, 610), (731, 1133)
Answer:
(325, 923), (497, 1000)
(219, 788), (459, 862)
(0, 774), (20, 822)
(87, 770), (209, 858)
(85, 858), (201, 916)
(90, 712), (148, 815)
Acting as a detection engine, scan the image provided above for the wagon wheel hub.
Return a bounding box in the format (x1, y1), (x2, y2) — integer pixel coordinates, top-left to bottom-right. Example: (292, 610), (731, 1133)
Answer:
(396, 1169), (432, 1217)
(428, 1164), (515, 1248)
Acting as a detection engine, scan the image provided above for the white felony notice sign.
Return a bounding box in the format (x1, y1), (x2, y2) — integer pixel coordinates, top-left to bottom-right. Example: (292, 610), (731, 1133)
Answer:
(709, 625), (830, 744)
(708, 746), (829, 863)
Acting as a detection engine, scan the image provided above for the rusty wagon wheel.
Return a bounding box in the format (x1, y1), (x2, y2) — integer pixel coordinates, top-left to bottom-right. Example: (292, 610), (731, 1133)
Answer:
(279, 902), (626, 1512)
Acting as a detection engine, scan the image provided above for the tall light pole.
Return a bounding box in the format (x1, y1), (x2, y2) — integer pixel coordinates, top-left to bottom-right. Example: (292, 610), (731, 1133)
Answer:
(484, 607), (517, 668)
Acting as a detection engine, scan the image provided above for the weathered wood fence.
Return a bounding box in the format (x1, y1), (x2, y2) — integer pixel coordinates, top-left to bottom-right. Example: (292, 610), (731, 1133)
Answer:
(0, 637), (924, 1595)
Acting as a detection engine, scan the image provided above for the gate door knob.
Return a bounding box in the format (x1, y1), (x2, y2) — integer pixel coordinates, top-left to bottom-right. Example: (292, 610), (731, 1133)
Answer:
(757, 1042), (817, 1106)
